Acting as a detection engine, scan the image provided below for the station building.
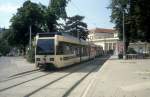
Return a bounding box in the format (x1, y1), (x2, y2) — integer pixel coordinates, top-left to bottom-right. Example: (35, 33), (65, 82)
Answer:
(88, 28), (119, 52)
(88, 28), (150, 55)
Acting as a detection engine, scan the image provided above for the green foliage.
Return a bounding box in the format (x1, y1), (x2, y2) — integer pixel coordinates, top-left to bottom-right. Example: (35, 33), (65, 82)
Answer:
(0, 40), (10, 55)
(133, 0), (150, 42)
(9, 0), (46, 50)
(127, 48), (137, 54)
(50, 0), (70, 19)
(64, 15), (88, 40)
(118, 53), (123, 59)
(46, 8), (57, 32)
(109, 0), (130, 41)
(46, 0), (70, 31)
(8, 0), (70, 50)
(0, 31), (11, 55)
(109, 0), (150, 43)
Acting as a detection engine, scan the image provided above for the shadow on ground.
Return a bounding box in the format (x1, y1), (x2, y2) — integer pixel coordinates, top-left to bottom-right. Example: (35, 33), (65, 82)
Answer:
(42, 55), (111, 73)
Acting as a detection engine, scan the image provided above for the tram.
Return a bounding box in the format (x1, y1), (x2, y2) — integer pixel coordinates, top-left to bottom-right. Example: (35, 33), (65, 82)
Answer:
(35, 32), (103, 68)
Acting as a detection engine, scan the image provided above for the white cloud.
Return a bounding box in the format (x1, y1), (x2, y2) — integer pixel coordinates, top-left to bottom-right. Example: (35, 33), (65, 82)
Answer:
(0, 3), (19, 13)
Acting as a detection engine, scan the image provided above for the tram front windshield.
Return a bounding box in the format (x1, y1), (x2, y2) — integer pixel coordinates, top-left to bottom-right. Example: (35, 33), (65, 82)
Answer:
(36, 39), (54, 55)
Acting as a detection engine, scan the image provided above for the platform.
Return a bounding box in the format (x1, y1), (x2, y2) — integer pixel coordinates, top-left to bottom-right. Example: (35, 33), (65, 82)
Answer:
(84, 56), (150, 97)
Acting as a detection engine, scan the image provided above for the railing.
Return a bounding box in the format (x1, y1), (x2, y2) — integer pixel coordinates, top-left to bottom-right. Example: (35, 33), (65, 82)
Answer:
(126, 54), (150, 59)
(126, 54), (138, 59)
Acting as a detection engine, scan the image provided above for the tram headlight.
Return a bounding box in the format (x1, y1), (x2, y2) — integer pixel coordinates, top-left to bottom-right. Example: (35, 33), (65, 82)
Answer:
(36, 58), (40, 61)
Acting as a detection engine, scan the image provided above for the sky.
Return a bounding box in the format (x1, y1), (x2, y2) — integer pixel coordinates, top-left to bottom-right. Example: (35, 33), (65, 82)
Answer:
(0, 0), (114, 29)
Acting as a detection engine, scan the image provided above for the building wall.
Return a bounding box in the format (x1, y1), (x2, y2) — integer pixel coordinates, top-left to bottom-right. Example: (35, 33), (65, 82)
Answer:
(88, 29), (119, 52)
(89, 28), (150, 55)
(94, 33), (114, 39)
(88, 32), (115, 40)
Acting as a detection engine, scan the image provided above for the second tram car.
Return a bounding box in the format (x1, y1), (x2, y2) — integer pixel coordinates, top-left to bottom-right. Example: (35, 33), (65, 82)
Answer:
(35, 32), (103, 68)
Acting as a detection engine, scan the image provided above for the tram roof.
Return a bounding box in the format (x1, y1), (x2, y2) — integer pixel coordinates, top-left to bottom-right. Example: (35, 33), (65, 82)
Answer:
(37, 32), (62, 36)
(36, 32), (91, 45)
(37, 32), (85, 41)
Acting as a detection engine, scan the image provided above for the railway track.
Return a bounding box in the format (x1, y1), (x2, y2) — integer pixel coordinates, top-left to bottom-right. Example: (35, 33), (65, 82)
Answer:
(24, 60), (97, 97)
(0, 69), (40, 83)
(63, 58), (107, 97)
(62, 59), (102, 97)
(8, 69), (40, 78)
(0, 57), (108, 97)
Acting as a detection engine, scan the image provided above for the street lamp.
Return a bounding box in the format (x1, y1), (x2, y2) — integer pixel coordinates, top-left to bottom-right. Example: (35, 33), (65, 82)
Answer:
(29, 25), (32, 50)
(123, 4), (130, 59)
(122, 9), (126, 59)
(108, 0), (130, 59)
(114, 5), (127, 59)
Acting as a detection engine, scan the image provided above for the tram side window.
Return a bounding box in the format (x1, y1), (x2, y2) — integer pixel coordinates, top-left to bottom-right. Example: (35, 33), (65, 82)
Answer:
(75, 47), (80, 57)
(56, 42), (64, 55)
(63, 44), (72, 54)
(57, 42), (78, 55)
(81, 46), (88, 56)
(85, 47), (88, 56)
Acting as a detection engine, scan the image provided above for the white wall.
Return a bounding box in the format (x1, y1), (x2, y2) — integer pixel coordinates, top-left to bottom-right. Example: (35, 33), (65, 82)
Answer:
(88, 31), (119, 51)
(94, 33), (114, 39)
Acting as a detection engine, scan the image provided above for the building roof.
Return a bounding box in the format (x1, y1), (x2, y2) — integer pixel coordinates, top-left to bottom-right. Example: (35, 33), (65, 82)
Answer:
(89, 28), (116, 33)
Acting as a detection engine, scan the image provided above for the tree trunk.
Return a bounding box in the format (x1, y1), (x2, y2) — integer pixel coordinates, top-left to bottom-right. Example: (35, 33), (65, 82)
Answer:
(126, 41), (129, 54)
(23, 45), (26, 56)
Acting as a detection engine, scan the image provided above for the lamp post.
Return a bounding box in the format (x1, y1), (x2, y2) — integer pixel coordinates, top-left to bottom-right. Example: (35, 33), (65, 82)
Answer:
(122, 9), (126, 59)
(29, 25), (32, 50)
(122, 3), (130, 59)
(107, 0), (130, 59)
(77, 32), (82, 62)
(87, 37), (91, 58)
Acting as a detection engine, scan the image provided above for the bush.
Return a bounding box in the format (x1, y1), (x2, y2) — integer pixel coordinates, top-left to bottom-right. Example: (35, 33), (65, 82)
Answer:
(26, 46), (35, 63)
(118, 53), (123, 59)
(109, 50), (114, 54)
(127, 48), (137, 54)
(0, 39), (11, 56)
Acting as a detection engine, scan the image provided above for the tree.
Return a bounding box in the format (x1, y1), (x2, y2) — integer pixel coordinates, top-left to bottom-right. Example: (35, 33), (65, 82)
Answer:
(8, 0), (70, 54)
(0, 30), (11, 55)
(46, 0), (70, 32)
(64, 15), (88, 40)
(109, 0), (138, 53)
(0, 39), (10, 55)
(9, 1), (46, 52)
(133, 0), (150, 42)
(109, 0), (150, 44)
(109, 0), (131, 42)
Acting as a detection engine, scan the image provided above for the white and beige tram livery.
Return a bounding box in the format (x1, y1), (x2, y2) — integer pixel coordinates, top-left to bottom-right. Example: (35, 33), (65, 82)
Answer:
(35, 32), (102, 68)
